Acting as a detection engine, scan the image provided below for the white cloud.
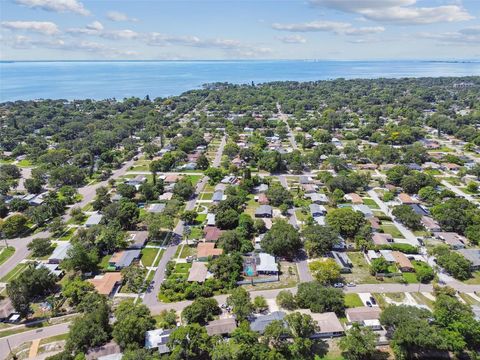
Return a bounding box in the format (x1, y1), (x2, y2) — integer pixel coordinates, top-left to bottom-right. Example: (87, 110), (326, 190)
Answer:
(67, 22), (139, 40)
(277, 35), (307, 44)
(309, 0), (473, 24)
(106, 11), (138, 22)
(419, 26), (480, 45)
(15, 0), (90, 16)
(146, 32), (271, 58)
(1, 20), (59, 35)
(272, 20), (384, 35)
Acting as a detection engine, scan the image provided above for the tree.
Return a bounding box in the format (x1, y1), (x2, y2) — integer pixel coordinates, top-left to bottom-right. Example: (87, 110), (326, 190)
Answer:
(121, 264), (147, 293)
(147, 213), (174, 240)
(339, 323), (378, 360)
(49, 217), (66, 237)
(62, 243), (99, 274)
(253, 296), (268, 313)
(302, 225), (340, 257)
(276, 290), (297, 310)
(1, 214), (28, 238)
(431, 245), (472, 280)
(196, 154), (210, 170)
(103, 200), (139, 230)
(7, 265), (57, 317)
(116, 183), (137, 199)
(173, 178), (195, 200)
(208, 253), (244, 288)
(25, 177), (43, 194)
(65, 301), (110, 355)
(168, 324), (211, 360)
(27, 237), (53, 257)
(92, 186), (111, 211)
(326, 208), (366, 239)
(392, 205), (422, 230)
(180, 210), (198, 225)
(205, 167), (225, 185)
(308, 259), (341, 285)
(182, 297), (221, 325)
(155, 309), (177, 329)
(266, 184), (293, 207)
(227, 287), (254, 321)
(431, 198), (478, 235)
(370, 257), (390, 275)
(285, 312), (318, 339)
(215, 208), (239, 230)
(295, 282), (344, 315)
(61, 277), (94, 307)
(261, 220), (301, 258)
(112, 301), (156, 350)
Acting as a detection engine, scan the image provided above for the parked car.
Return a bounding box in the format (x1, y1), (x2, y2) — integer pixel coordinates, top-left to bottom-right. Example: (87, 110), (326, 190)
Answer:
(333, 283), (344, 288)
(369, 296), (377, 305)
(366, 301), (372, 307)
(347, 282), (356, 287)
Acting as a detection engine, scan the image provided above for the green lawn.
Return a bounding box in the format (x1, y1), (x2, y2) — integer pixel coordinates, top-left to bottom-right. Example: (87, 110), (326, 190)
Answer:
(179, 245), (196, 259)
(195, 214), (207, 223)
(199, 192), (213, 201)
(98, 254), (111, 270)
(402, 272), (418, 284)
(17, 159), (33, 167)
(0, 263), (29, 283)
(380, 222), (404, 238)
(464, 271), (480, 285)
(141, 248), (160, 267)
(344, 293), (363, 308)
(186, 175), (202, 186)
(0, 247), (15, 265)
(173, 263), (191, 274)
(187, 227), (204, 240)
(363, 198), (380, 209)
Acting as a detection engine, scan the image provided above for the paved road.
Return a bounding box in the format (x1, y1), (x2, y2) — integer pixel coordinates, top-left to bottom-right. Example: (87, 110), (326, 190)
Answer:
(277, 103), (298, 151)
(367, 189), (420, 247)
(0, 323), (70, 360)
(142, 136), (226, 308)
(441, 179), (477, 203)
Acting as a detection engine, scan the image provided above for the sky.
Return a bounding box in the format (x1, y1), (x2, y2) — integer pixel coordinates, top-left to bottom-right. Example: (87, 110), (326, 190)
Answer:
(0, 0), (479, 60)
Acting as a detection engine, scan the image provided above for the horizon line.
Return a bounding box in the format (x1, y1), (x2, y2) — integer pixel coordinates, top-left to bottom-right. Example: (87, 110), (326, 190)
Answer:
(1, 59), (480, 63)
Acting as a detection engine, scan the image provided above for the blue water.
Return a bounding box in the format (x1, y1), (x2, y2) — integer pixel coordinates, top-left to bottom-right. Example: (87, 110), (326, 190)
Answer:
(1, 60), (479, 102)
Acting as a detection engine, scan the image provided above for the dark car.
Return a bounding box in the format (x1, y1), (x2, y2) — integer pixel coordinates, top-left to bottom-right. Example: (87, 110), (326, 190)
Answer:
(369, 296), (377, 305)
(366, 301), (372, 307)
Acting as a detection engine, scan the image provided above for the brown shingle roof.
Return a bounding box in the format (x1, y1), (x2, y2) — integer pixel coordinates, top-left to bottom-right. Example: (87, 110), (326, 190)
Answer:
(206, 318), (237, 336)
(204, 227), (223, 242)
(88, 272), (122, 295)
(187, 262), (208, 282)
(197, 242), (223, 258)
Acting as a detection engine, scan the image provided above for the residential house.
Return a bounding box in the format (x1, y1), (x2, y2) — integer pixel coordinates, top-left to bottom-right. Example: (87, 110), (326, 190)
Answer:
(48, 242), (72, 264)
(441, 163), (462, 172)
(408, 203), (429, 216)
(257, 193), (269, 205)
(367, 250), (380, 262)
(372, 233), (393, 246)
(250, 311), (286, 334)
(147, 203), (166, 214)
(127, 231), (148, 249)
(255, 205), (273, 218)
(391, 251), (414, 272)
(345, 307), (382, 330)
(85, 213), (103, 227)
(254, 184), (269, 193)
(0, 298), (14, 321)
(379, 249), (396, 263)
(435, 232), (467, 249)
(87, 272), (122, 297)
(309, 204), (327, 217)
(330, 251), (352, 273)
(204, 226), (223, 242)
(108, 249), (141, 270)
(197, 242), (223, 261)
(421, 216), (441, 232)
(299, 176), (313, 184)
(212, 190), (225, 203)
(206, 213), (216, 227)
(206, 318), (237, 336)
(244, 252), (278, 276)
(457, 249), (480, 270)
(344, 193), (363, 204)
(302, 184), (316, 194)
(145, 329), (173, 355)
(398, 193), (417, 205)
(187, 262), (209, 283)
(297, 310), (344, 338)
(353, 204), (373, 218)
(307, 193), (329, 204)
(37, 263), (64, 278)
(158, 192), (173, 201)
(368, 217), (381, 232)
(125, 175), (146, 187)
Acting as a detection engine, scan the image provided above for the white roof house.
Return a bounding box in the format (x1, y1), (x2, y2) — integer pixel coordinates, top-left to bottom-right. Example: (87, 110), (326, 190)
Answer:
(48, 242), (72, 264)
(206, 213), (216, 226)
(145, 329), (173, 354)
(256, 253), (278, 273)
(85, 213), (103, 227)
